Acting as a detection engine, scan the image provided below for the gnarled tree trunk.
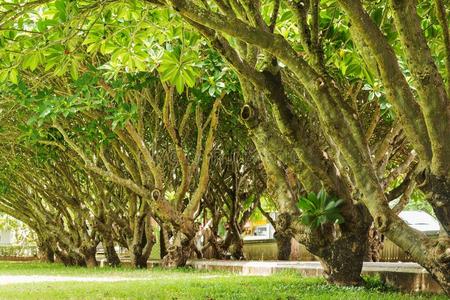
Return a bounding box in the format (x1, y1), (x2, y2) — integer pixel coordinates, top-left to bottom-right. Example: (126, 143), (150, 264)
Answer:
(161, 219), (196, 267)
(56, 250), (86, 267)
(314, 224), (370, 286)
(37, 239), (55, 263)
(421, 174), (450, 235)
(130, 248), (149, 269)
(161, 230), (194, 267)
(129, 216), (156, 269)
(274, 214), (293, 261)
(81, 245), (98, 268)
(103, 238), (121, 267)
(365, 225), (384, 262)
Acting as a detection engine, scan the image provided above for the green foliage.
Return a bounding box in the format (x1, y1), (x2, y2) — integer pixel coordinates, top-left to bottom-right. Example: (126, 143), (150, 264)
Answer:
(250, 195), (277, 223)
(158, 46), (201, 93)
(387, 177), (434, 215)
(0, 214), (36, 246)
(297, 189), (345, 228)
(404, 189), (434, 216)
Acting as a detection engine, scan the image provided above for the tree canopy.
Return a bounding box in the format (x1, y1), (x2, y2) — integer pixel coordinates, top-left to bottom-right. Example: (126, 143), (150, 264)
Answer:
(0, 0), (449, 294)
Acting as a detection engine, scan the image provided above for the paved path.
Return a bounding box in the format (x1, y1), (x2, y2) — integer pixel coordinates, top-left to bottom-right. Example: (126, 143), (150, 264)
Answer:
(144, 260), (428, 275)
(0, 274), (224, 285)
(0, 275), (152, 285)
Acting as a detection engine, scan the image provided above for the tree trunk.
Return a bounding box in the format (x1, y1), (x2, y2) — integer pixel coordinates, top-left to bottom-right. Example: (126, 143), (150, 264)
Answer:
(130, 250), (148, 269)
(129, 220), (155, 268)
(317, 231), (368, 286)
(56, 251), (86, 267)
(129, 241), (150, 268)
(422, 174), (450, 235)
(229, 236), (245, 260)
(378, 211), (450, 295)
(292, 205), (371, 286)
(365, 225), (384, 262)
(37, 242), (55, 263)
(274, 232), (292, 260)
(103, 238), (121, 267)
(41, 248), (55, 263)
(159, 226), (168, 259)
(274, 213), (293, 260)
(161, 230), (194, 267)
(82, 247), (98, 268)
(54, 251), (70, 266)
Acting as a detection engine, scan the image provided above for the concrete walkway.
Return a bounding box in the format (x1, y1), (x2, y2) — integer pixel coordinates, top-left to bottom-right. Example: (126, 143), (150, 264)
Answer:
(0, 275), (149, 285)
(185, 260), (428, 275)
(0, 274), (225, 285)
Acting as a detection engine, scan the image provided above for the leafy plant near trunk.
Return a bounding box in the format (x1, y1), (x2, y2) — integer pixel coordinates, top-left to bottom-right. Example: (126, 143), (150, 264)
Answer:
(297, 189), (344, 229)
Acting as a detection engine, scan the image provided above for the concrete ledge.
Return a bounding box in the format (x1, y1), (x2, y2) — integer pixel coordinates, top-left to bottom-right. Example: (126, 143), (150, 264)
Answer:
(186, 260), (443, 294)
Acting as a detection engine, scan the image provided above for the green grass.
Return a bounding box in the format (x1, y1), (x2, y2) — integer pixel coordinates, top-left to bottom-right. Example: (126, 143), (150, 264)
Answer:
(0, 262), (446, 300)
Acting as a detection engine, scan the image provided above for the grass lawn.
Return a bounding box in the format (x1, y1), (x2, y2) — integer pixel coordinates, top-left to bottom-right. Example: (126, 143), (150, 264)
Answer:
(0, 261), (446, 300)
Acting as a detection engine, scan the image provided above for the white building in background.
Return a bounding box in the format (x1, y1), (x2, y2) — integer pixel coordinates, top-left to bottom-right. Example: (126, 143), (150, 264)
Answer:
(0, 229), (15, 245)
(398, 210), (441, 235)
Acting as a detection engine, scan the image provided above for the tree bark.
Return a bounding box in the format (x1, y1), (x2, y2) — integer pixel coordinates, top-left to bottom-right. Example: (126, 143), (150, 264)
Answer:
(37, 241), (55, 263)
(276, 234), (292, 261)
(161, 230), (194, 267)
(365, 225), (384, 262)
(129, 230), (155, 268)
(229, 236), (245, 260)
(130, 249), (149, 269)
(317, 234), (367, 286)
(159, 226), (169, 259)
(274, 214), (293, 260)
(103, 238), (121, 267)
(82, 246), (98, 268)
(56, 251), (86, 267)
(421, 174), (450, 235)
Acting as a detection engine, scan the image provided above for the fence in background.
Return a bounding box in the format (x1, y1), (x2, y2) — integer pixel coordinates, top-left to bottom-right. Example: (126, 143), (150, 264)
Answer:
(0, 245), (38, 259)
(243, 238), (413, 262)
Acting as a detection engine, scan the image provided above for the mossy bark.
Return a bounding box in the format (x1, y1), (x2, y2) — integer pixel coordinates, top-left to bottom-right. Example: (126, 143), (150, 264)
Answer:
(37, 239), (55, 263)
(161, 230), (195, 268)
(274, 215), (293, 261)
(365, 226), (384, 262)
(103, 238), (121, 267)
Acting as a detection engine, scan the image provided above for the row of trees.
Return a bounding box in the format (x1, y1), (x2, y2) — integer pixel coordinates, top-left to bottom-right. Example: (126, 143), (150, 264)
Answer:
(0, 0), (448, 294)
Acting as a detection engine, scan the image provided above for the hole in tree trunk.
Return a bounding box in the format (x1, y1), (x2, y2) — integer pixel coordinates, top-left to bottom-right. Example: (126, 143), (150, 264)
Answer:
(151, 189), (161, 201)
(240, 105), (252, 121)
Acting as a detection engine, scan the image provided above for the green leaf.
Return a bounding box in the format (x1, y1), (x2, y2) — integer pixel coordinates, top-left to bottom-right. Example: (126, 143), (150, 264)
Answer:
(324, 200), (338, 211)
(317, 215), (327, 225)
(9, 69), (18, 84)
(298, 190), (345, 229)
(0, 70), (8, 82)
(297, 197), (313, 211)
(39, 107), (52, 119)
(70, 63), (79, 80)
(175, 73), (185, 93)
(301, 214), (313, 226)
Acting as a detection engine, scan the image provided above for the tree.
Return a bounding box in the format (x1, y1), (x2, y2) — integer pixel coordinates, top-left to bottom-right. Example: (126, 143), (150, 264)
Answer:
(0, 0), (448, 293)
(201, 121), (265, 260)
(145, 0), (450, 292)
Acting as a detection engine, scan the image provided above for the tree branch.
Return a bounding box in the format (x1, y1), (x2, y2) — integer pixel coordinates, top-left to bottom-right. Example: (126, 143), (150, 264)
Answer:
(338, 0), (433, 164)
(389, 0), (450, 175)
